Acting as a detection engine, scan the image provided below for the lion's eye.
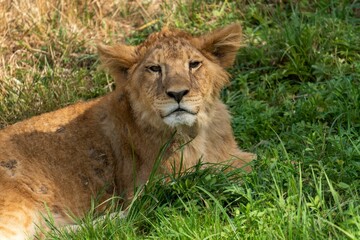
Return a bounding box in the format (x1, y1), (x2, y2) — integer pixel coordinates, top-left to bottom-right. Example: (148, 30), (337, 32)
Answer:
(147, 65), (162, 73)
(189, 61), (201, 69)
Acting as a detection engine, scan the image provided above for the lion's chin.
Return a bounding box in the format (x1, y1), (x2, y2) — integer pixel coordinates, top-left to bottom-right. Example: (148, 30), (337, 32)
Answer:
(163, 111), (197, 128)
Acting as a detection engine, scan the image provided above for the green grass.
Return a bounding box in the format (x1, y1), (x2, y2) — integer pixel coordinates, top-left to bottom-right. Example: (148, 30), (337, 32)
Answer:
(1, 0), (360, 239)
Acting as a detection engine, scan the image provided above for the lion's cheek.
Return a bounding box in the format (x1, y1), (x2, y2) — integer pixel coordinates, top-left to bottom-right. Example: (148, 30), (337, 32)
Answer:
(195, 73), (216, 99)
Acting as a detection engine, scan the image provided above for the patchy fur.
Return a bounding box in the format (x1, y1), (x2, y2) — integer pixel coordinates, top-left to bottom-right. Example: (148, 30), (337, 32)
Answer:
(0, 24), (255, 239)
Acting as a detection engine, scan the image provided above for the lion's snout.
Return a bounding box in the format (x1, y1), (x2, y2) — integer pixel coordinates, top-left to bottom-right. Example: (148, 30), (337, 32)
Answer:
(166, 89), (189, 103)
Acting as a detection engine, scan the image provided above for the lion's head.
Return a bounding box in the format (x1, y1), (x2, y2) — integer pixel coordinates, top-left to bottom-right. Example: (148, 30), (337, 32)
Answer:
(98, 24), (242, 130)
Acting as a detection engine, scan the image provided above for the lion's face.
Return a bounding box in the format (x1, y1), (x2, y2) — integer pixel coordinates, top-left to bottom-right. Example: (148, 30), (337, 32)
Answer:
(129, 38), (227, 128)
(136, 41), (203, 128)
(98, 24), (242, 130)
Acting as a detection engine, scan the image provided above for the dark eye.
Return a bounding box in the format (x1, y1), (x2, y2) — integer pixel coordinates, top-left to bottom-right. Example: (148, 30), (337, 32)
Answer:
(189, 61), (201, 69)
(147, 65), (162, 73)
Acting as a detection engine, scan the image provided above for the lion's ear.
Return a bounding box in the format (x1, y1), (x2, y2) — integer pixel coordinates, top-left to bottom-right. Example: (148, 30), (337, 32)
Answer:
(195, 24), (242, 68)
(97, 43), (137, 82)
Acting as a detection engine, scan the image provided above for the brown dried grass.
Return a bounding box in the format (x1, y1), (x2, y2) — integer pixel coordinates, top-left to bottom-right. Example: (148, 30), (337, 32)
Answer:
(0, 0), (166, 126)
(0, 0), (162, 76)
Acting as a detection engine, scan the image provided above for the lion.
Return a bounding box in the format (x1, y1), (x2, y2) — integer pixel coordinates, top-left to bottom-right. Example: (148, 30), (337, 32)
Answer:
(0, 23), (255, 239)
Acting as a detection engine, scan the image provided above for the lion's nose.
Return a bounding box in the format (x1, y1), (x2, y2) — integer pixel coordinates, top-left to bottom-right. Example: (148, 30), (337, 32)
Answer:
(166, 90), (189, 103)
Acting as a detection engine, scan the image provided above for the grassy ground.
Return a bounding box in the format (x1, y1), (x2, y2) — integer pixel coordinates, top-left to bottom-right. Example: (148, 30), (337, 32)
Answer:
(1, 0), (360, 239)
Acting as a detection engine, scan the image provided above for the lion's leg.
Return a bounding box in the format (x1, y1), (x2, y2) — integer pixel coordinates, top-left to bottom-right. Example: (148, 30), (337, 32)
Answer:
(0, 190), (41, 240)
(229, 149), (256, 172)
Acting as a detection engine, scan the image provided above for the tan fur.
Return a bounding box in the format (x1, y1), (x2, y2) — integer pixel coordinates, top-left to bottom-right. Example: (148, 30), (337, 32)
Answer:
(0, 24), (255, 239)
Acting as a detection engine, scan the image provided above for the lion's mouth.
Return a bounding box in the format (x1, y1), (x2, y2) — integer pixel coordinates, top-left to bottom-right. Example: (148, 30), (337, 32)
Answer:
(161, 106), (198, 127)
(163, 107), (197, 118)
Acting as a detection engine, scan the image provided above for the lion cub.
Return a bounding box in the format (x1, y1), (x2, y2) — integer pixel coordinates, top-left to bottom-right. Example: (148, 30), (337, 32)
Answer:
(0, 24), (254, 239)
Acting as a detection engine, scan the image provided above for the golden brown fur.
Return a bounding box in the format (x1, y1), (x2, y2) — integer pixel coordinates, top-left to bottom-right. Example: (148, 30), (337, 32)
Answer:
(0, 24), (255, 239)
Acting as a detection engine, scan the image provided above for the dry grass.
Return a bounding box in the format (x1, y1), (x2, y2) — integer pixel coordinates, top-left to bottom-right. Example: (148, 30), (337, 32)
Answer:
(0, 0), (162, 77)
(0, 0), (166, 127)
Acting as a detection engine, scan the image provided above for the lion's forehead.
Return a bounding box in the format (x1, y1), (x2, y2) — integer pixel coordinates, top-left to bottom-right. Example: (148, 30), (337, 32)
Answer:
(145, 40), (201, 63)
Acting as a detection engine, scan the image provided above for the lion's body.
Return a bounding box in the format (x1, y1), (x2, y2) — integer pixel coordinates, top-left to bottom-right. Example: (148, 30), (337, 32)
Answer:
(0, 24), (254, 239)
